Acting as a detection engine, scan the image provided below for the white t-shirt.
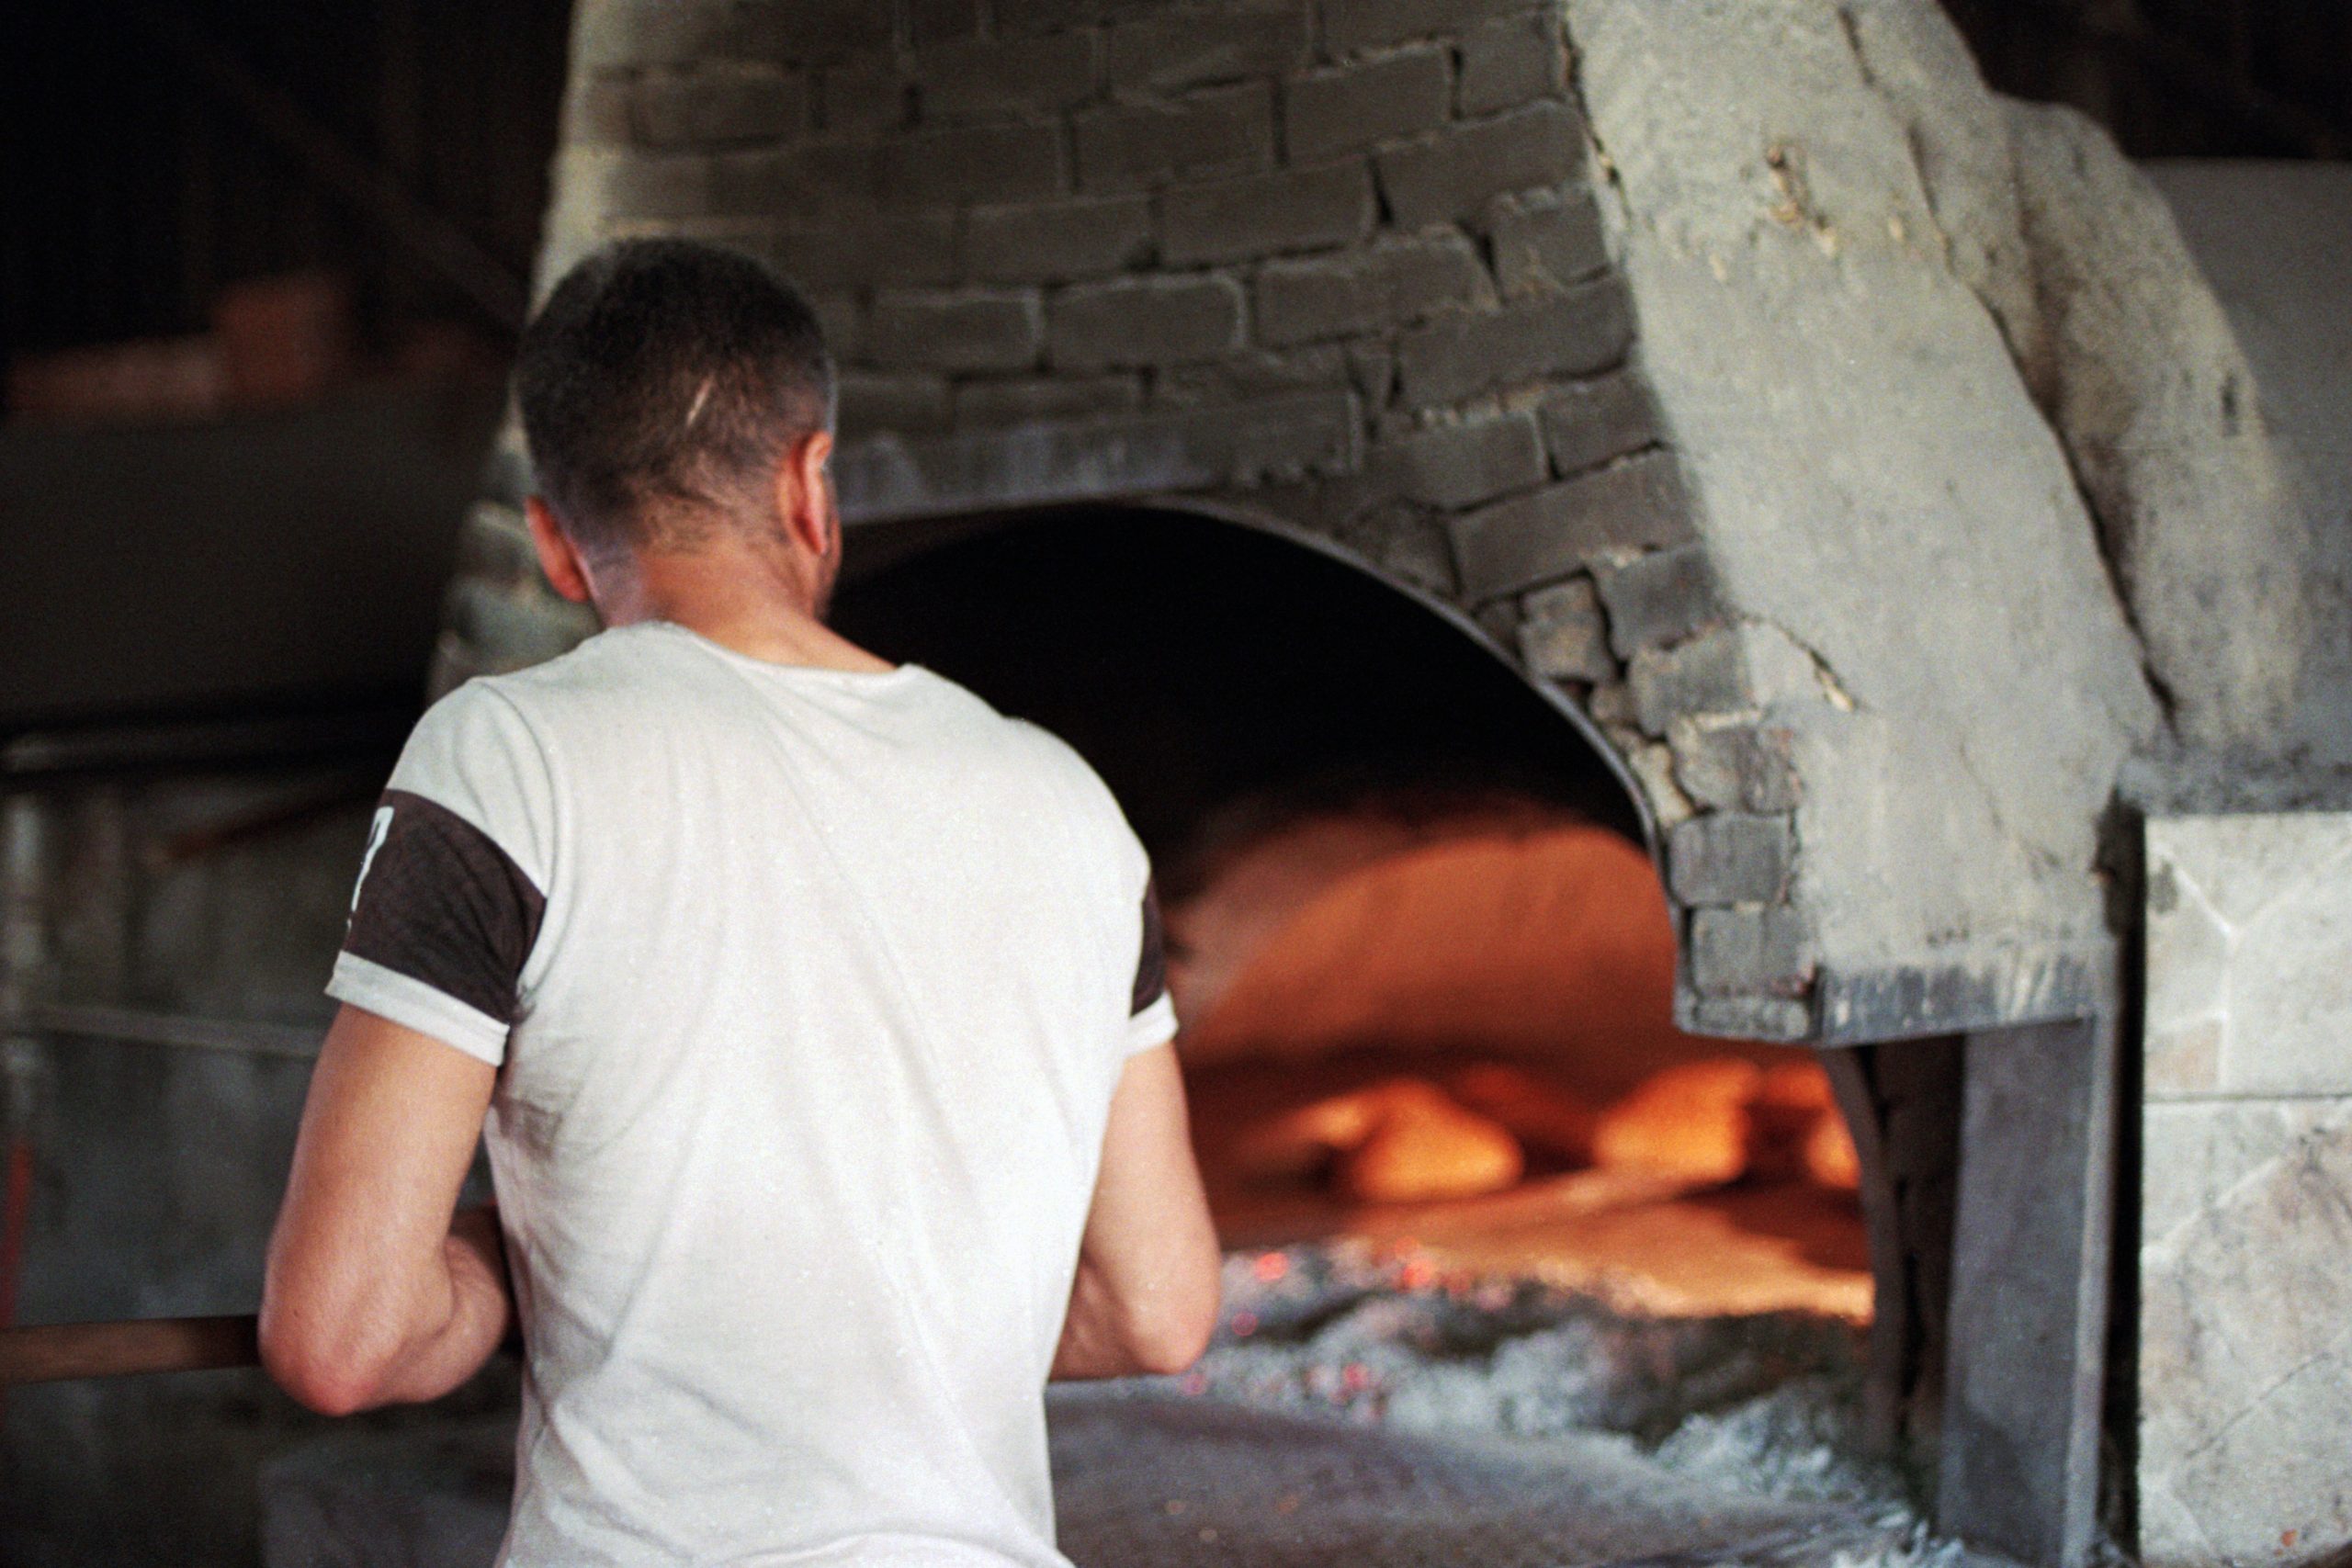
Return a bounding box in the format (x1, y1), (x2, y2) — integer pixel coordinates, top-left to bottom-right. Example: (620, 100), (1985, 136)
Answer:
(327, 620), (1176, 1568)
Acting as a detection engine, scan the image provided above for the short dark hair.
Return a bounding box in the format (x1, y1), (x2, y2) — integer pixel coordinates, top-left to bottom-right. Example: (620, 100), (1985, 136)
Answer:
(514, 238), (834, 558)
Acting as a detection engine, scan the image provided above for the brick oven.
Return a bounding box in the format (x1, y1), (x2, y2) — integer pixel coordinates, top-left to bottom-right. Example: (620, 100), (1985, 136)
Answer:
(401, 1), (2351, 1565)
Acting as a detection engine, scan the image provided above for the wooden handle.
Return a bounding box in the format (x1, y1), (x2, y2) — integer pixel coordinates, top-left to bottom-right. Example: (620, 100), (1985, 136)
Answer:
(0, 1314), (260, 1386)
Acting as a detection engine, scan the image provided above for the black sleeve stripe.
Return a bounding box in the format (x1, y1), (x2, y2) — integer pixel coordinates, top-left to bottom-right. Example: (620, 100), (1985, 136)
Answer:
(344, 789), (547, 1026)
(1131, 878), (1167, 1017)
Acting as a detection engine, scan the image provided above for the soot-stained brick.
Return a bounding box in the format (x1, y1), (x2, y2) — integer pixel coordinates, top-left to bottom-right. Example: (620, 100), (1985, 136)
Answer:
(1376, 101), (1581, 229)
(1450, 450), (1694, 602)
(1284, 47), (1452, 161)
(1161, 162), (1375, 265)
(1396, 278), (1629, 407)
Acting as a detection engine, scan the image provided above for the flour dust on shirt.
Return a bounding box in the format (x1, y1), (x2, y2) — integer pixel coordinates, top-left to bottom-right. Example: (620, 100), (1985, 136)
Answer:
(329, 620), (1176, 1568)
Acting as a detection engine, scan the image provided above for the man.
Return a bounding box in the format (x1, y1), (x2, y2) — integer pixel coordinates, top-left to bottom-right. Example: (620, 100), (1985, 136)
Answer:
(259, 238), (1223, 1567)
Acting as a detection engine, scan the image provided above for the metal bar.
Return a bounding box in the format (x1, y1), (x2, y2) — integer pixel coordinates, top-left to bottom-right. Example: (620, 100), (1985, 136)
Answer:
(0, 1314), (259, 1386)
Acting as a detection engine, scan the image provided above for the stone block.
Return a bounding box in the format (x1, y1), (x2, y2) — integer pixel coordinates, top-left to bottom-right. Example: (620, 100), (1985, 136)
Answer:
(1457, 10), (1566, 115)
(875, 120), (1065, 209)
(736, 0), (895, 61)
(1395, 276), (1631, 408)
(917, 29), (1100, 118)
(966, 196), (1153, 283)
(1489, 188), (1609, 299)
(1688, 905), (1811, 995)
(819, 55), (909, 133)
(568, 148), (718, 223)
(763, 211), (959, 288)
(837, 372), (953, 435)
(956, 374), (1144, 425)
(637, 64), (808, 147)
(1681, 993), (1812, 1042)
(1253, 233), (1489, 345)
(1104, 8), (1308, 92)
(2144, 813), (2352, 1100)
(1375, 101), (1581, 229)
(1515, 576), (1614, 682)
(1380, 410), (1544, 511)
(1153, 344), (1353, 407)
(1283, 47), (1452, 160)
(1668, 716), (1801, 816)
(1073, 84), (1275, 193)
(1540, 369), (1659, 475)
(1047, 274), (1246, 370)
(1326, 0), (1537, 55)
(1449, 450), (1693, 602)
(1161, 162), (1374, 265)
(867, 289), (1044, 372)
(1668, 812), (1794, 906)
(577, 0), (748, 68)
(1626, 624), (1750, 736)
(2142, 1098), (2346, 1247)
(709, 143), (874, 214)
(1592, 543), (1722, 655)
(808, 292), (865, 361)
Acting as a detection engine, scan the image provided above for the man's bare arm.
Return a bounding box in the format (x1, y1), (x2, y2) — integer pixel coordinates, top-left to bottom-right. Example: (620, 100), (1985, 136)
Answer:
(259, 1004), (511, 1416)
(1052, 1043), (1222, 1380)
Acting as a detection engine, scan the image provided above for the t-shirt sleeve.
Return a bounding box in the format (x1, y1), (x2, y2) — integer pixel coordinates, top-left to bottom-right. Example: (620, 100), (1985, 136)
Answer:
(1124, 874), (1178, 1055)
(326, 683), (554, 1066)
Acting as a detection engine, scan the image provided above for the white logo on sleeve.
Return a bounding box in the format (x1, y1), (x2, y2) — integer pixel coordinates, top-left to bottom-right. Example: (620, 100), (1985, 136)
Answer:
(352, 805), (395, 912)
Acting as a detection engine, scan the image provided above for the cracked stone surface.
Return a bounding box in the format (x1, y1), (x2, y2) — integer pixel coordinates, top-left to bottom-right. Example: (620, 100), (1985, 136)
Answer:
(1564, 0), (2160, 990)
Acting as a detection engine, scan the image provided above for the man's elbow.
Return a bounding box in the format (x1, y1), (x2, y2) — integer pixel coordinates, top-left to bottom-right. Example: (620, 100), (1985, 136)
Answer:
(258, 1297), (397, 1417)
(1127, 1269), (1221, 1376)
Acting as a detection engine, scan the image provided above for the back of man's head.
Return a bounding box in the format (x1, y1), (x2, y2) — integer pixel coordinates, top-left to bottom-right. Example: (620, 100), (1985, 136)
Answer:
(515, 239), (835, 561)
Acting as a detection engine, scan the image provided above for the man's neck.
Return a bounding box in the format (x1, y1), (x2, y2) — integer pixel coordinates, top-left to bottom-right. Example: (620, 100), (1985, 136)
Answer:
(592, 540), (893, 674)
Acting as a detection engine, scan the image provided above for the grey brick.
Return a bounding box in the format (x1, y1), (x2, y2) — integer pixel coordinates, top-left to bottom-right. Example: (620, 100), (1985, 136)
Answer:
(638, 65), (808, 147)
(1073, 84), (1275, 192)
(868, 289), (1044, 371)
(1627, 625), (1752, 735)
(1689, 906), (1813, 996)
(710, 143), (874, 213)
(1105, 8), (1308, 91)
(1162, 161), (1374, 265)
(563, 73), (635, 146)
(918, 30), (1099, 118)
(737, 0), (896, 61)
(1516, 575), (1615, 682)
(1153, 344), (1353, 407)
(1377, 101), (1581, 228)
(763, 211), (958, 288)
(1253, 231), (1488, 345)
(1681, 992), (1813, 1041)
(1668, 716), (1803, 815)
(957, 374), (1144, 424)
(1450, 450), (1694, 602)
(1457, 10), (1566, 115)
(838, 372), (953, 435)
(1326, 0), (1535, 54)
(1490, 188), (1609, 298)
(1284, 47), (1451, 161)
(1380, 410), (1544, 510)
(1048, 274), (1246, 370)
(1396, 276), (1631, 408)
(819, 55), (909, 133)
(876, 121), (1064, 208)
(1541, 369), (1660, 475)
(1668, 813), (1794, 906)
(809, 292), (865, 361)
(1593, 543), (1722, 656)
(967, 196), (1152, 283)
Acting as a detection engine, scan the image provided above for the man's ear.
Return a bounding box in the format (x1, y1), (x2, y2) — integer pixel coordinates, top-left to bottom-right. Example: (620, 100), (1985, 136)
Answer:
(524, 497), (595, 604)
(777, 430), (836, 561)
